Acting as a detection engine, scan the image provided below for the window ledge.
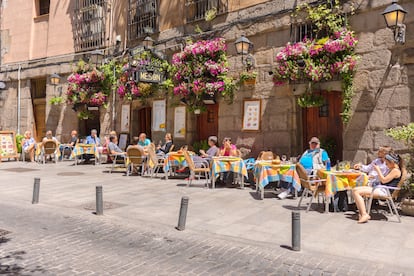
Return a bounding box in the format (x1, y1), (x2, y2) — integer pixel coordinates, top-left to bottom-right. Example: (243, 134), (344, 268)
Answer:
(34, 14), (49, 22)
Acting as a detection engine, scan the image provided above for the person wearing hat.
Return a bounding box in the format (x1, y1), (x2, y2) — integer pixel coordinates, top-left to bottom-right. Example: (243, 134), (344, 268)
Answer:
(299, 136), (330, 173)
(352, 153), (404, 223)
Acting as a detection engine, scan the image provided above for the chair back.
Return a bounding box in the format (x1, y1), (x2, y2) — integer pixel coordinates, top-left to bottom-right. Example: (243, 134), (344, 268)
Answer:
(147, 143), (158, 166)
(43, 140), (57, 154)
(127, 146), (144, 165)
(182, 150), (195, 171)
(258, 151), (274, 160)
(392, 168), (407, 200)
(296, 163), (314, 190)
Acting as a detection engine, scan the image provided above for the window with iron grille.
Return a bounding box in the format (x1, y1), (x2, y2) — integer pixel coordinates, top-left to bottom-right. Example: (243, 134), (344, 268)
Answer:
(38, 0), (50, 16)
(73, 0), (106, 51)
(128, 0), (158, 42)
(185, 0), (228, 23)
(291, 22), (328, 43)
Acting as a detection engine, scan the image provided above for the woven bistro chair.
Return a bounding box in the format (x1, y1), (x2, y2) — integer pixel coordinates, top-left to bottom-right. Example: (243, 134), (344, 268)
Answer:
(257, 151), (276, 161)
(364, 168), (407, 223)
(41, 140), (58, 164)
(296, 163), (327, 212)
(126, 146), (145, 176)
(183, 149), (210, 188)
(146, 143), (164, 178)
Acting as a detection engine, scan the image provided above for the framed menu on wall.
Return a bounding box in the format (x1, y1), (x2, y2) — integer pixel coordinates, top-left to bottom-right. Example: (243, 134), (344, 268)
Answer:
(0, 131), (18, 160)
(242, 99), (261, 131)
(120, 104), (130, 133)
(152, 99), (166, 132)
(174, 106), (186, 139)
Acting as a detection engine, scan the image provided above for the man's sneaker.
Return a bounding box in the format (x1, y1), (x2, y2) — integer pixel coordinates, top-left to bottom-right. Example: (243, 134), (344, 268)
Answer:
(277, 190), (290, 199)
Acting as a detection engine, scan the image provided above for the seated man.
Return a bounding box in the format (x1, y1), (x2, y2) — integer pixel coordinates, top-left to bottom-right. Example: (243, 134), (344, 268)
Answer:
(137, 133), (151, 149)
(59, 130), (78, 160)
(85, 129), (103, 163)
(108, 135), (126, 159)
(21, 130), (36, 162)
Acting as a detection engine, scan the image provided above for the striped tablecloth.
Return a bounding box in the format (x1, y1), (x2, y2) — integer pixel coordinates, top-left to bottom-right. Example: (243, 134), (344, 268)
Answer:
(317, 169), (369, 197)
(211, 157), (248, 189)
(71, 144), (99, 165)
(253, 162), (301, 199)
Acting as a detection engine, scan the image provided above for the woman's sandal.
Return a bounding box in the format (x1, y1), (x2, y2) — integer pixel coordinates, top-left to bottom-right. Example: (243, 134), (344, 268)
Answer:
(358, 214), (371, 223)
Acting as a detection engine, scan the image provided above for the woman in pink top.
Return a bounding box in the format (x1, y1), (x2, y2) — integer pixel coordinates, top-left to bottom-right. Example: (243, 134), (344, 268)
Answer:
(219, 137), (238, 157)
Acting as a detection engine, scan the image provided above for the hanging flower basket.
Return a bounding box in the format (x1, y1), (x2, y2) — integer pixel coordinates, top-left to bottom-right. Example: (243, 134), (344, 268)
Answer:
(239, 70), (258, 86)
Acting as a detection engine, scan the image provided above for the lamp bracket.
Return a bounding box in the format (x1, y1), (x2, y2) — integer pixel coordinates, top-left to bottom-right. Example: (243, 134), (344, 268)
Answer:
(394, 24), (406, 44)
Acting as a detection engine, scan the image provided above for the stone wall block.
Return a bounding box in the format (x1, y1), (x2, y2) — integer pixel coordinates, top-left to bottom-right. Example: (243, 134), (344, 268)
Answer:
(384, 66), (402, 87)
(368, 69), (387, 89)
(358, 132), (374, 149)
(353, 70), (369, 92)
(387, 86), (411, 108)
(355, 32), (374, 54)
(373, 28), (395, 48)
(362, 50), (392, 72)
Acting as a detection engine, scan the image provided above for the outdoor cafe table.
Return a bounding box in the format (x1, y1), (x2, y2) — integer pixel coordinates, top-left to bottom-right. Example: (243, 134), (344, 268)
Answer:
(211, 157), (248, 189)
(163, 152), (189, 179)
(253, 161), (301, 200)
(317, 169), (369, 212)
(71, 143), (99, 165)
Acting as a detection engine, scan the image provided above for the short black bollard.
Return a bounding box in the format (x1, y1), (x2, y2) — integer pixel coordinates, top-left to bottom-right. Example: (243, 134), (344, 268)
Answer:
(292, 211), (301, 251)
(176, 196), (189, 231)
(32, 178), (40, 204)
(96, 186), (103, 215)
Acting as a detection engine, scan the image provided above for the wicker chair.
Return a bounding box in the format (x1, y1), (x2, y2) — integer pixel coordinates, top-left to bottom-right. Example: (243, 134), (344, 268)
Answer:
(126, 146), (145, 176)
(183, 149), (210, 188)
(296, 163), (327, 212)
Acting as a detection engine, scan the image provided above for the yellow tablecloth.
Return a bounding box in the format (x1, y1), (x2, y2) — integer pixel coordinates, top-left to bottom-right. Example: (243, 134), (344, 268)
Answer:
(317, 169), (369, 196)
(211, 157), (248, 189)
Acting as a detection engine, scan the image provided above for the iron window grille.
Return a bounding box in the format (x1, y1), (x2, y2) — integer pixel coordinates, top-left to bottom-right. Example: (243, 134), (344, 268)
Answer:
(185, 0), (228, 23)
(128, 0), (159, 42)
(73, 0), (107, 52)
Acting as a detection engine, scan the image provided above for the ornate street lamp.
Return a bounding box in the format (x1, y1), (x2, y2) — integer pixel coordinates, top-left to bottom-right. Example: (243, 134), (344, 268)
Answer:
(50, 73), (61, 85)
(382, 1), (408, 44)
(235, 35), (255, 70)
(143, 36), (155, 49)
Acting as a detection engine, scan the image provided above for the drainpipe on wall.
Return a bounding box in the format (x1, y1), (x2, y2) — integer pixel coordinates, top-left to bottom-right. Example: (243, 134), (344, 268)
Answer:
(17, 63), (21, 134)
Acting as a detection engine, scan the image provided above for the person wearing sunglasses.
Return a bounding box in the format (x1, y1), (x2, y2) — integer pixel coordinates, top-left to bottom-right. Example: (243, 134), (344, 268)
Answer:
(299, 136), (330, 174)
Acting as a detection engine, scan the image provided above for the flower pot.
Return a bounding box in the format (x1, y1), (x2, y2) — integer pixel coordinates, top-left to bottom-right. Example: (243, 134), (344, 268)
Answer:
(401, 198), (414, 216)
(194, 109), (201, 115)
(243, 78), (256, 86)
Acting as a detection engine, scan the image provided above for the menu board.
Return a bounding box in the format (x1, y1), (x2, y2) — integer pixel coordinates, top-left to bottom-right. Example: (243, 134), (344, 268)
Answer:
(174, 106), (186, 139)
(0, 131), (18, 160)
(242, 99), (261, 131)
(152, 99), (166, 132)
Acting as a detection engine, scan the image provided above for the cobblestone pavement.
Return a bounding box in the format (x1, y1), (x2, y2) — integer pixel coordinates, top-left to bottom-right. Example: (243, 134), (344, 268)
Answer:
(0, 161), (412, 275)
(0, 201), (407, 276)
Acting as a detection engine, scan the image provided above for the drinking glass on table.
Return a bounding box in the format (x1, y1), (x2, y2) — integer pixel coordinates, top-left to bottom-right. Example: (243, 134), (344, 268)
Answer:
(281, 154), (287, 163)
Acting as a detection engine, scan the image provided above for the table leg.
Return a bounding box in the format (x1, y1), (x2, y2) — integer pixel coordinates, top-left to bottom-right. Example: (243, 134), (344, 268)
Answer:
(325, 196), (330, 213)
(212, 173), (216, 189)
(240, 173), (245, 189)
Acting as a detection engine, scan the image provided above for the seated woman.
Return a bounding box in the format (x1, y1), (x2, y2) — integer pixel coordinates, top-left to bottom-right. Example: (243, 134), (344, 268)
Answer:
(156, 133), (173, 155)
(219, 137), (238, 157)
(21, 130), (36, 162)
(199, 136), (219, 160)
(352, 153), (404, 224)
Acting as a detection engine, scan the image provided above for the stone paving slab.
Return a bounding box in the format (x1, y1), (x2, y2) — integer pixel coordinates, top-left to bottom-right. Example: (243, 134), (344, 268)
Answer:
(0, 161), (413, 274)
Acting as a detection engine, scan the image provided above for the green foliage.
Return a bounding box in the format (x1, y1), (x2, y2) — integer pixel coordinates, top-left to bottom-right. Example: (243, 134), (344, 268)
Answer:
(205, 7), (217, 21)
(319, 136), (337, 161)
(15, 134), (24, 153)
(49, 96), (64, 105)
(77, 110), (94, 120)
(193, 140), (209, 154)
(297, 92), (324, 108)
(239, 71), (258, 83)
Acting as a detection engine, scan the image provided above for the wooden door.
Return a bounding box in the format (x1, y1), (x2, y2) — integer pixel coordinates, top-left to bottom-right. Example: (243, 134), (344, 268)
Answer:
(132, 107), (152, 139)
(302, 91), (343, 162)
(197, 104), (218, 141)
(33, 99), (46, 142)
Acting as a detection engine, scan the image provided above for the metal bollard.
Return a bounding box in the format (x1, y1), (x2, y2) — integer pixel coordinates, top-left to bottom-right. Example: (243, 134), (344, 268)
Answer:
(32, 178), (40, 204)
(292, 211), (301, 251)
(96, 186), (103, 215)
(176, 196), (189, 231)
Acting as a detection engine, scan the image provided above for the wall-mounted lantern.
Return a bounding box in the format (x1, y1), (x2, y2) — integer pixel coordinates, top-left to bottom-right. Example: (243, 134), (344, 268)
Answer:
(382, 1), (408, 44)
(50, 73), (61, 86)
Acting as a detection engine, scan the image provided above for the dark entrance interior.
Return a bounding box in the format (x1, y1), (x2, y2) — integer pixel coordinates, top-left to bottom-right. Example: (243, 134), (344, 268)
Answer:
(132, 106), (152, 140)
(78, 109), (100, 138)
(302, 90), (343, 162)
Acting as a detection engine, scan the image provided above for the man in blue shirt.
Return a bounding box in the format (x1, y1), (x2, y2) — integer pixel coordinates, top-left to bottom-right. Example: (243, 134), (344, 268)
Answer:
(137, 133), (151, 149)
(299, 136), (329, 173)
(84, 129), (102, 163)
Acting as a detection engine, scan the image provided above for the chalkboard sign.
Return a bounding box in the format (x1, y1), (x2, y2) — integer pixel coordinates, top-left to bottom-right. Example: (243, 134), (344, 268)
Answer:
(0, 131), (18, 161)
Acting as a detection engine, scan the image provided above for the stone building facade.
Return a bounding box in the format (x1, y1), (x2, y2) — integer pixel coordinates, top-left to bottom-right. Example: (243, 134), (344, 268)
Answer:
(0, 0), (412, 163)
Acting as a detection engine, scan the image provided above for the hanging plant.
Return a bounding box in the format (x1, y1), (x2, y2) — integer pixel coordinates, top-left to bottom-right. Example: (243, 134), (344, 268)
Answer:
(117, 50), (171, 103)
(66, 59), (118, 120)
(273, 0), (358, 124)
(171, 37), (236, 112)
(297, 92), (325, 108)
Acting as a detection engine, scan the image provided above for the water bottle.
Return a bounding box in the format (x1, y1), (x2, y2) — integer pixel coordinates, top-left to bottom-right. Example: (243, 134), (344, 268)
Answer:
(326, 158), (331, 171)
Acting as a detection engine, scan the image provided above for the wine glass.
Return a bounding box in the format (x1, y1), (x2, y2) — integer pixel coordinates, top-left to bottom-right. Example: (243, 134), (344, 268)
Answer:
(281, 154), (287, 163)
